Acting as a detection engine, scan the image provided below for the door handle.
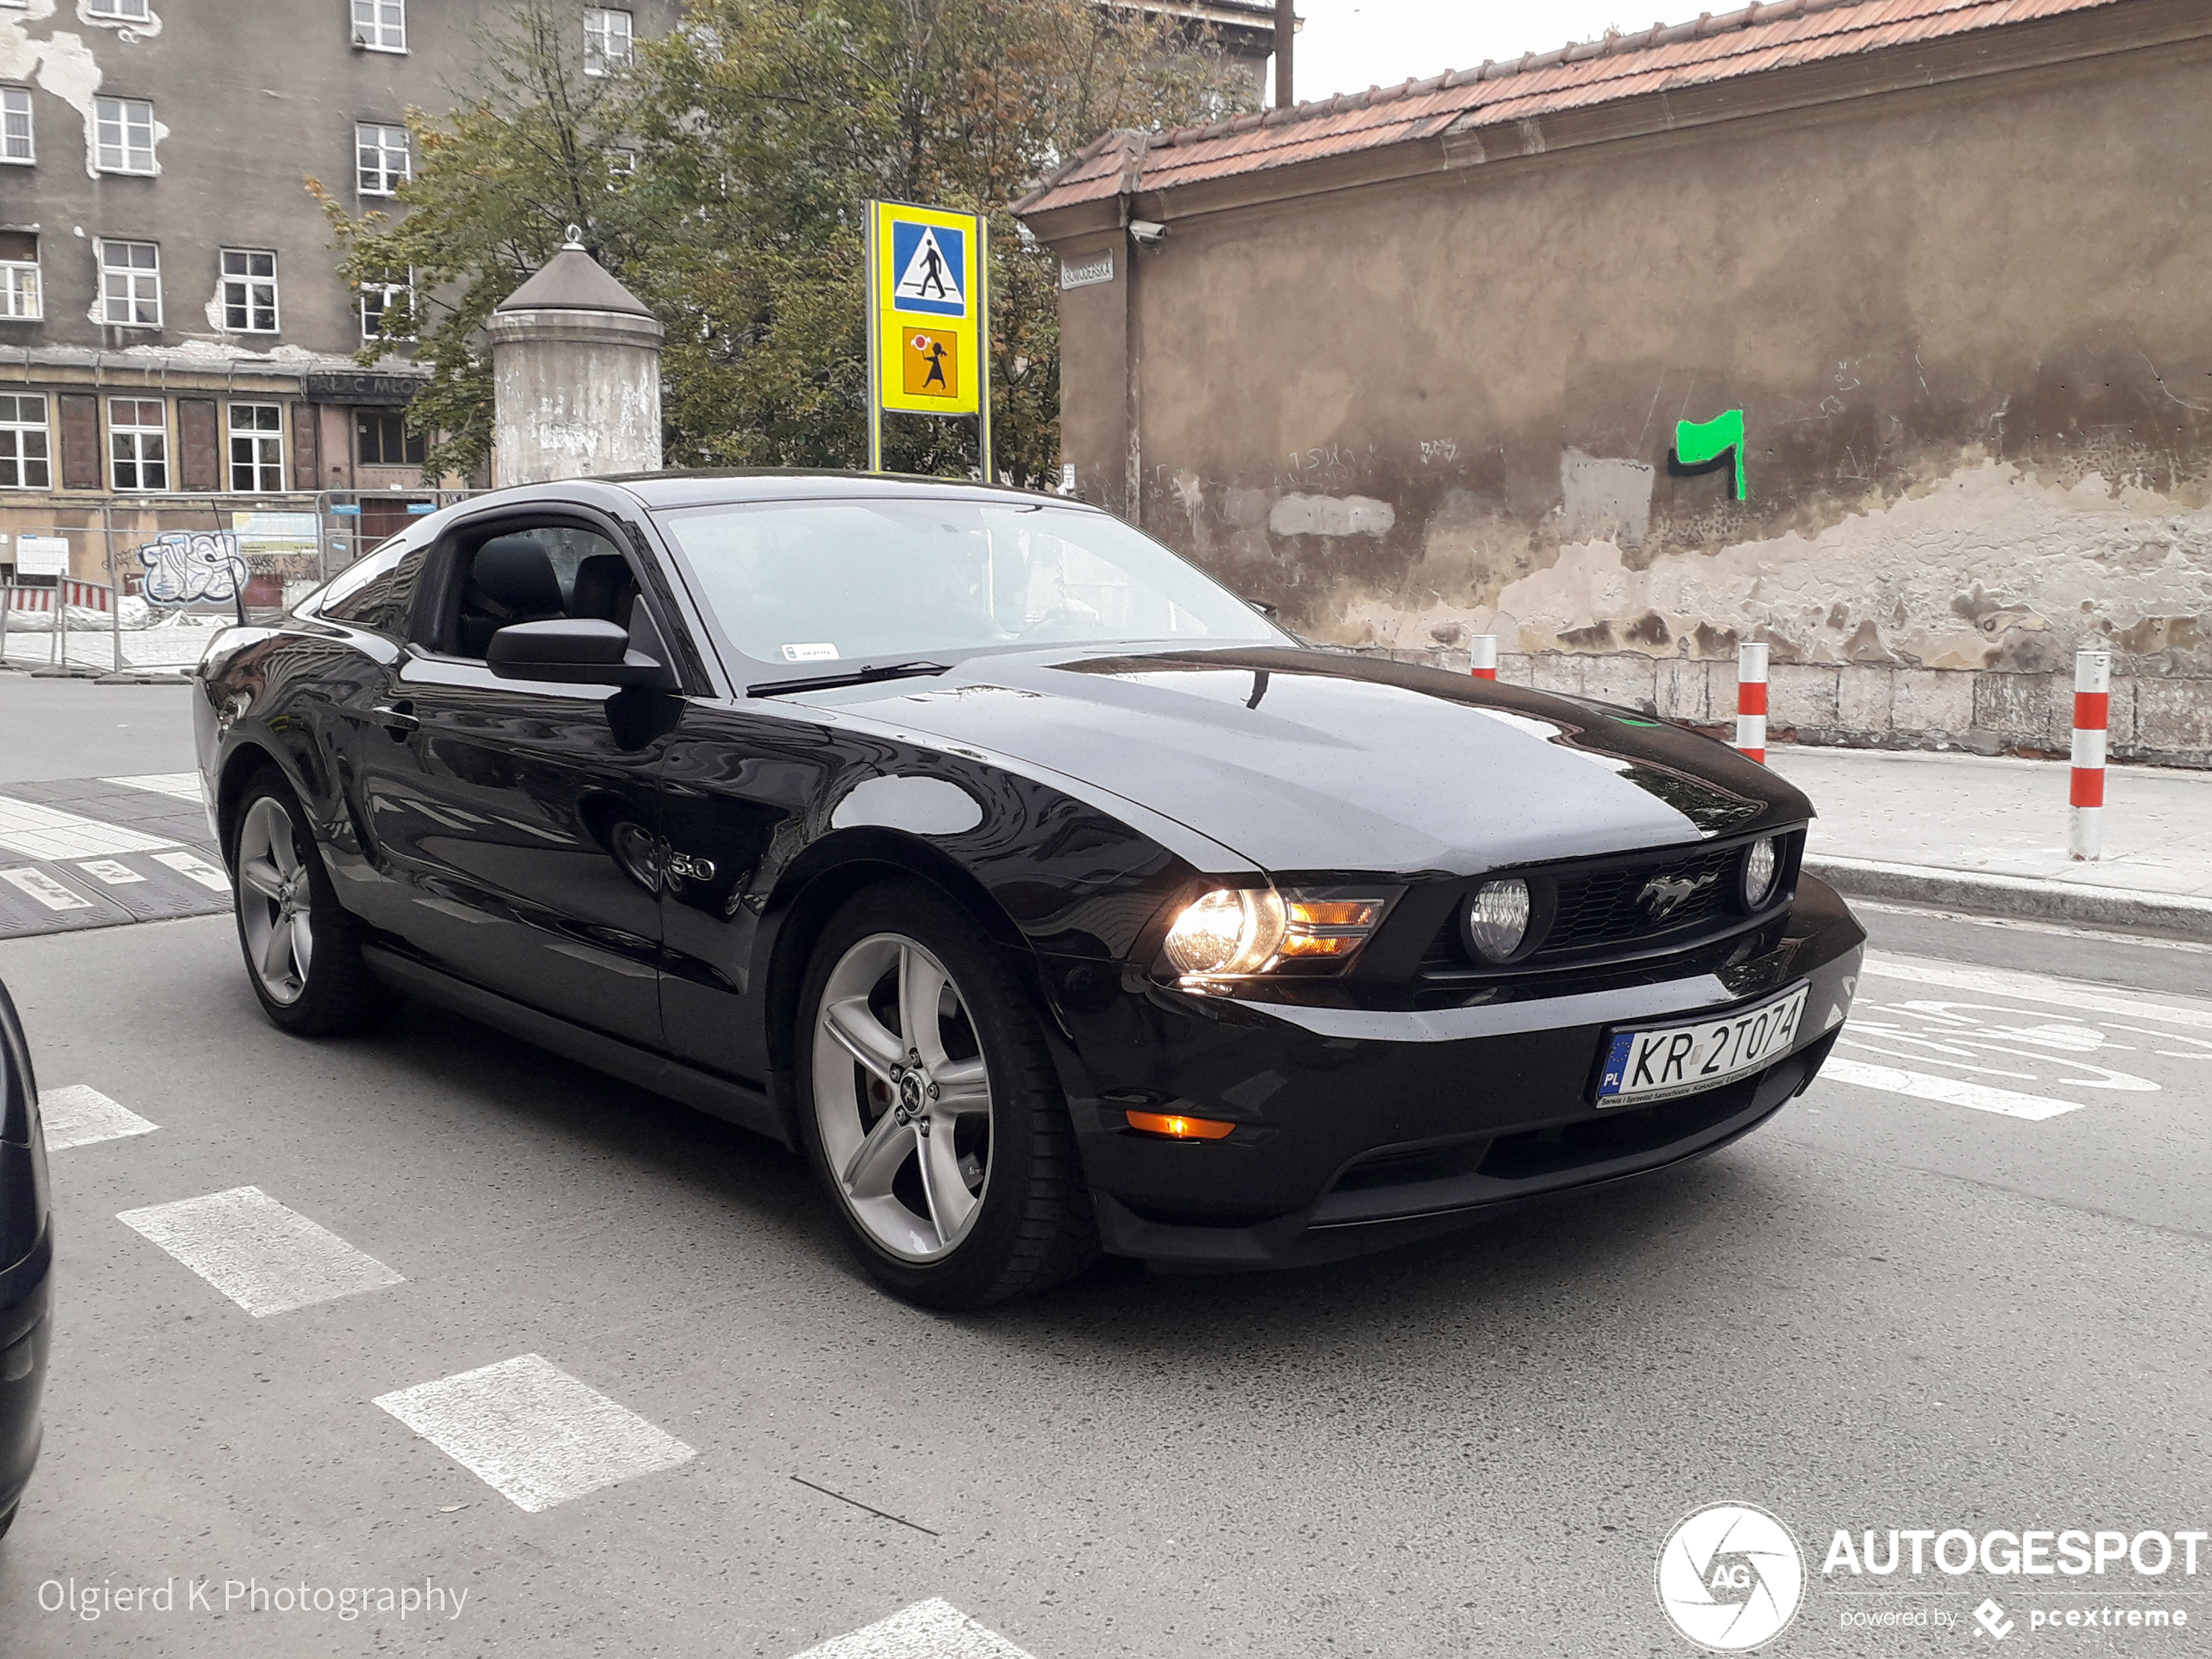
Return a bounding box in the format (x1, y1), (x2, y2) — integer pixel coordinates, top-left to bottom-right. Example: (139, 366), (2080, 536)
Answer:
(372, 700), (418, 734)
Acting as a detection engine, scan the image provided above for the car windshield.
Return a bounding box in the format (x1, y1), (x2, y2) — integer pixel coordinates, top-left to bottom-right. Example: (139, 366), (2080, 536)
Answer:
(651, 496), (1280, 669)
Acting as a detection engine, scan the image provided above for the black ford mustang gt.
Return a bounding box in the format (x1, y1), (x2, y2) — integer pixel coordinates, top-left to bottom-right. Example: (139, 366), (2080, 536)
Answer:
(192, 471), (1863, 1307)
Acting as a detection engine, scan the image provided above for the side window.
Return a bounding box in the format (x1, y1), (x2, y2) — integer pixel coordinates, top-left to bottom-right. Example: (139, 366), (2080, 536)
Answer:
(438, 524), (636, 659)
(315, 541), (425, 637)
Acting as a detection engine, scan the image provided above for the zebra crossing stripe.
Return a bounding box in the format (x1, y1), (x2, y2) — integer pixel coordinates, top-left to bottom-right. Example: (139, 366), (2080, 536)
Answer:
(39, 1085), (159, 1150)
(788, 1599), (1040, 1659)
(118, 1187), (406, 1317)
(0, 867), (95, 911)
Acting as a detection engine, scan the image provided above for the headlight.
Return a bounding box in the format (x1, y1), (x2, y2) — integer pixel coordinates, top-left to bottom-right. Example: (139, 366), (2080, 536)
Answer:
(1163, 887), (1395, 979)
(1164, 888), (1286, 977)
(1466, 877), (1533, 962)
(1742, 836), (1780, 909)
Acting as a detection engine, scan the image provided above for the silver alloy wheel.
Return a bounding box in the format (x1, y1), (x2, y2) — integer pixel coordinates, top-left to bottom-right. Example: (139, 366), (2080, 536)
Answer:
(811, 932), (995, 1262)
(237, 794), (314, 1007)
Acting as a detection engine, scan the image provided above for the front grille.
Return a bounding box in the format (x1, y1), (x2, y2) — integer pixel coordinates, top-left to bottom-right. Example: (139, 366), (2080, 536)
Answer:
(1547, 845), (1738, 953)
(1418, 830), (1803, 978)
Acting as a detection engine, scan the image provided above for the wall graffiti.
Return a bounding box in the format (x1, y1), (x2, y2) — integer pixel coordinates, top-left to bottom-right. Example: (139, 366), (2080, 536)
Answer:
(136, 531), (248, 607)
(1673, 409), (1748, 502)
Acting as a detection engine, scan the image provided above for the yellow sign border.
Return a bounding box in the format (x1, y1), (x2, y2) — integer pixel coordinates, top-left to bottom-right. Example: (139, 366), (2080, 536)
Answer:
(866, 200), (989, 472)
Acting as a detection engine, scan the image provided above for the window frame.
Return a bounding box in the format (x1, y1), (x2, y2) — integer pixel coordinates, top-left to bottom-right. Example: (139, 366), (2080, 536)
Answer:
(107, 396), (169, 493)
(1, 85), (31, 165)
(85, 0), (152, 18)
(226, 402), (286, 494)
(355, 120), (411, 198)
(583, 8), (634, 77)
(356, 408), (426, 469)
(359, 271), (415, 342)
(97, 238), (162, 327)
(92, 95), (157, 175)
(0, 391), (51, 490)
(0, 237), (37, 321)
(219, 247), (280, 334)
(350, 0), (406, 52)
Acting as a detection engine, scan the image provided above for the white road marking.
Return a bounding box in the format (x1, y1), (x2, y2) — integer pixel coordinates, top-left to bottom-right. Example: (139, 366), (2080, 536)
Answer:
(0, 867), (95, 911)
(0, 797), (174, 860)
(76, 858), (146, 886)
(1820, 1057), (2088, 1122)
(789, 1600), (1039, 1659)
(151, 850), (231, 893)
(101, 772), (206, 803)
(39, 1085), (158, 1150)
(1864, 954), (2212, 1032)
(373, 1354), (695, 1514)
(117, 1187), (405, 1317)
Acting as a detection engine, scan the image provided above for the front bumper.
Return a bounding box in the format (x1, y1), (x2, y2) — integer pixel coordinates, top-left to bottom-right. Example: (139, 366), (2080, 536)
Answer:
(1045, 877), (1864, 1270)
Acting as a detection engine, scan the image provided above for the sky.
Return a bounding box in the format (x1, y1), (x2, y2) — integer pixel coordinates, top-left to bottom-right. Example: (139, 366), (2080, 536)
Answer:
(1289, 1), (1672, 100)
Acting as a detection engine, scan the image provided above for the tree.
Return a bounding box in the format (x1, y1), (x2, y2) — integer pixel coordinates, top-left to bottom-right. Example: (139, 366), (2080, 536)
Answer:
(314, 0), (1253, 485)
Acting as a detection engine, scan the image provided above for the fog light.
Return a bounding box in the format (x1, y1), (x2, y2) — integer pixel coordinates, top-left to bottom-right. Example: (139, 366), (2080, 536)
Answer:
(1125, 1109), (1238, 1140)
(1164, 887), (1287, 977)
(1467, 878), (1532, 961)
(1743, 836), (1781, 909)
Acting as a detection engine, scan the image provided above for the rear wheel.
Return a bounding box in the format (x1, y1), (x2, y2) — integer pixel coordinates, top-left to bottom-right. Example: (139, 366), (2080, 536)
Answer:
(797, 881), (1096, 1309)
(229, 771), (395, 1035)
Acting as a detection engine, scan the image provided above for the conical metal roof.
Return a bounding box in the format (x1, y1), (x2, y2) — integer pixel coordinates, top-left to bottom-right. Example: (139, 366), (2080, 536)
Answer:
(496, 238), (654, 318)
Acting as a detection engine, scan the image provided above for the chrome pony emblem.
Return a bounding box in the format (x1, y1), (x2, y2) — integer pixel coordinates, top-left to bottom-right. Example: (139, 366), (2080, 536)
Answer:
(1639, 871), (1717, 921)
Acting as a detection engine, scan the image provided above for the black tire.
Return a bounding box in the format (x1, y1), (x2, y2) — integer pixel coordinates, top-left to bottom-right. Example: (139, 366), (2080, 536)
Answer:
(227, 768), (397, 1035)
(0, 1501), (17, 1540)
(795, 880), (1098, 1310)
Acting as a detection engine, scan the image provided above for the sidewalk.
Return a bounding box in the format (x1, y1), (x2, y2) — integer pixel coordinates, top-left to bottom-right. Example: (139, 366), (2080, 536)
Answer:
(1767, 745), (2212, 938)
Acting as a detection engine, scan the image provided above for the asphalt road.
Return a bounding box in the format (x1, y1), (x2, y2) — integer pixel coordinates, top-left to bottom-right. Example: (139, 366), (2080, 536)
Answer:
(0, 684), (2206, 1656)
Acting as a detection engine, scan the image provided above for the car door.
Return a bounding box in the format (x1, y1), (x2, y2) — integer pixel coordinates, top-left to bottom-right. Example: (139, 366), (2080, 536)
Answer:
(345, 505), (681, 1044)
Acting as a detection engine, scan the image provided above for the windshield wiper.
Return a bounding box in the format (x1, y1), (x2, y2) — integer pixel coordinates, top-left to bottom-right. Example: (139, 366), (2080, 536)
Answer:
(747, 660), (954, 697)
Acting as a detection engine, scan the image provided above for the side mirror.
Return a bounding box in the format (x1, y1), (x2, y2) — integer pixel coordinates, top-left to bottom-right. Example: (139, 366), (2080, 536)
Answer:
(487, 618), (678, 691)
(1246, 599), (1280, 619)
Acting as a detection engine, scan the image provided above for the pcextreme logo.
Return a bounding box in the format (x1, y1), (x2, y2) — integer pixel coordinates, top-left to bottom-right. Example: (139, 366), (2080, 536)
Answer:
(1657, 1503), (1806, 1652)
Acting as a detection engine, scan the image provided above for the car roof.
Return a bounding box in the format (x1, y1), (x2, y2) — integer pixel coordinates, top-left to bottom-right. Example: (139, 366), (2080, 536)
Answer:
(594, 469), (1094, 512)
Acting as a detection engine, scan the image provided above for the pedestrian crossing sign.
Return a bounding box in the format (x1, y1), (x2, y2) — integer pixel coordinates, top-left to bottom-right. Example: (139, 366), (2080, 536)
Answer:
(868, 200), (984, 420)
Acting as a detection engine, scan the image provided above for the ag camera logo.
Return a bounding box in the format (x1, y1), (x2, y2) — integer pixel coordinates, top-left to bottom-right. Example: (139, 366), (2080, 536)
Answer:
(1657, 1502), (1806, 1651)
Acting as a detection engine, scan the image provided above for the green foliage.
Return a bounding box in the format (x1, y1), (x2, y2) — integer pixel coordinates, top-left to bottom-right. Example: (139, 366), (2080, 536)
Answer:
(314, 0), (1253, 486)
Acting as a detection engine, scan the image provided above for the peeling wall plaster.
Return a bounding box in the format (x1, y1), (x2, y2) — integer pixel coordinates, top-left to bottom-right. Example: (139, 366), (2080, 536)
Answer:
(1, 0), (158, 180)
(1560, 449), (1653, 549)
(1332, 460), (2212, 674)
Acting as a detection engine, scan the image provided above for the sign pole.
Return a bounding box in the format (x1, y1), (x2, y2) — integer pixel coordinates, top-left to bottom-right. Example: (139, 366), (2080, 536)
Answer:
(977, 217), (993, 485)
(864, 204), (883, 474)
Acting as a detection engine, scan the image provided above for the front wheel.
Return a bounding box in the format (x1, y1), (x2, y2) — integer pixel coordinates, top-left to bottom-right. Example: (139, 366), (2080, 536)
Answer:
(229, 771), (395, 1035)
(797, 881), (1096, 1309)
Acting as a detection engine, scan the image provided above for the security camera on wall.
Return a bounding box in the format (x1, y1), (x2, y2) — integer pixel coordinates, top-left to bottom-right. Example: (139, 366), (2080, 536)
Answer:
(1128, 220), (1168, 246)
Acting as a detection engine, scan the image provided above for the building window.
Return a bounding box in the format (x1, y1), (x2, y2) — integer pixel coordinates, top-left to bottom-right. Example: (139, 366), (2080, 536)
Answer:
(352, 0), (404, 51)
(356, 410), (425, 468)
(229, 403), (284, 492)
(583, 8), (632, 76)
(2, 86), (30, 165)
(93, 96), (156, 174)
(98, 239), (161, 327)
(356, 121), (410, 197)
(220, 248), (279, 333)
(607, 148), (636, 187)
(360, 273), (414, 341)
(108, 397), (167, 491)
(87, 0), (152, 17)
(0, 393), (49, 489)
(0, 230), (37, 320)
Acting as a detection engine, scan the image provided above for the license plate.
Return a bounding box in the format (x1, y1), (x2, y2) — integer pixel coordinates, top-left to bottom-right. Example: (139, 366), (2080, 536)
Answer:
(1594, 985), (1810, 1106)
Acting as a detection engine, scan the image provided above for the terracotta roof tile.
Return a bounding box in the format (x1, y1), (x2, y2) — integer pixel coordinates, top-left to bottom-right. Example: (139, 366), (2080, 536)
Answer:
(1016, 0), (2133, 215)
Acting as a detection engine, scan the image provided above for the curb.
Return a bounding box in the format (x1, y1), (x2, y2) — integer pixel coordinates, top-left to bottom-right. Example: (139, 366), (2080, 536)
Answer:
(1806, 854), (2212, 942)
(95, 670), (192, 685)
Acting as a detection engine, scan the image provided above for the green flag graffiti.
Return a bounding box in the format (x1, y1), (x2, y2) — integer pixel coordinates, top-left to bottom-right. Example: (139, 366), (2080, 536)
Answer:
(1676, 408), (1748, 501)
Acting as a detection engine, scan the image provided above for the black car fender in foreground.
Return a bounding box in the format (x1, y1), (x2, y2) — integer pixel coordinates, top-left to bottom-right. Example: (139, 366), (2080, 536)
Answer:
(192, 471), (1865, 1305)
(0, 973), (53, 1534)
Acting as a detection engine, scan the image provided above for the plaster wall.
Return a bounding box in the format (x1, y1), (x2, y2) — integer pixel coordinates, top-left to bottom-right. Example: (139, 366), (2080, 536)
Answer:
(1049, 29), (2212, 708)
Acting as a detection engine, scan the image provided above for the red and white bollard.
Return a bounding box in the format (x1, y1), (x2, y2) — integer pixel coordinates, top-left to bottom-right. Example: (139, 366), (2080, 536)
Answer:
(2069, 647), (2111, 860)
(1735, 642), (1770, 763)
(1469, 634), (1498, 680)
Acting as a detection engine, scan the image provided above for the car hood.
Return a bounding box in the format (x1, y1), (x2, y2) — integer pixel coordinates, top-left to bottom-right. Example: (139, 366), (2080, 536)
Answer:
(816, 645), (1811, 877)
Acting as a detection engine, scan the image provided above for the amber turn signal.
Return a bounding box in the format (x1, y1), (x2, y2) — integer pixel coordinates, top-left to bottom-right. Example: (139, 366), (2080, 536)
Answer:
(1124, 1109), (1238, 1141)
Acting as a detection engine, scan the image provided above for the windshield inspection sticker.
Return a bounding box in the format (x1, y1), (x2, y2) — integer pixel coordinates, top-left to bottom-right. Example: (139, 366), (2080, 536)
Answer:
(781, 644), (839, 663)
